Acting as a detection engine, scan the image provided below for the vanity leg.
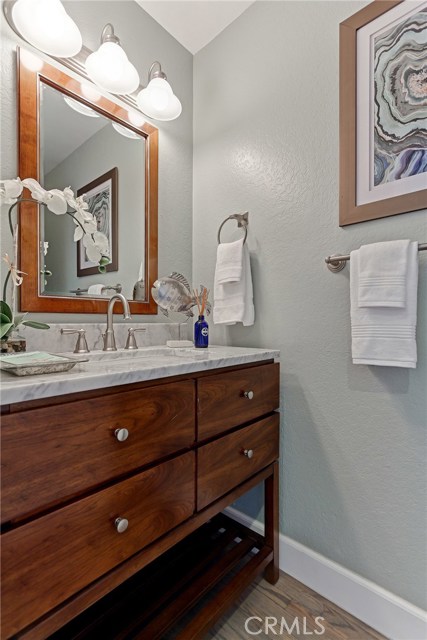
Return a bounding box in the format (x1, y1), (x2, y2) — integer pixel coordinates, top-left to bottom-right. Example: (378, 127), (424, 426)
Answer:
(264, 461), (279, 584)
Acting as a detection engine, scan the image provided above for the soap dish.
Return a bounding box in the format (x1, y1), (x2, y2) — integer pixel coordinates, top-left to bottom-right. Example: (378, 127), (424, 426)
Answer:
(0, 351), (88, 376)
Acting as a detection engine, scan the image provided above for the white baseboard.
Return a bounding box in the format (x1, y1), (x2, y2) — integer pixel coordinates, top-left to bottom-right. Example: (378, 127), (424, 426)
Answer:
(224, 506), (427, 640)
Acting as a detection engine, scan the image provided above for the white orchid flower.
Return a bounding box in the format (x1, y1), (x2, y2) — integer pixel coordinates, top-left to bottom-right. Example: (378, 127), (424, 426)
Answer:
(82, 231), (110, 263)
(74, 225), (84, 242)
(84, 219), (97, 234)
(93, 231), (110, 256)
(76, 195), (89, 211)
(0, 179), (24, 205)
(82, 234), (102, 263)
(65, 189), (93, 222)
(72, 208), (97, 233)
(63, 186), (77, 207)
(21, 178), (47, 202)
(44, 189), (68, 215)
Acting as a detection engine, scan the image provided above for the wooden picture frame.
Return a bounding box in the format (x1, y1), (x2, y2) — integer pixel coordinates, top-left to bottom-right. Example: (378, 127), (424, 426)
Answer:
(339, 0), (427, 226)
(77, 168), (118, 277)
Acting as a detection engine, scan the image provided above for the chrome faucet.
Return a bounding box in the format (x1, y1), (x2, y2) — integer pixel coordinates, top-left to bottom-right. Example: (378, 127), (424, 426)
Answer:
(103, 294), (131, 351)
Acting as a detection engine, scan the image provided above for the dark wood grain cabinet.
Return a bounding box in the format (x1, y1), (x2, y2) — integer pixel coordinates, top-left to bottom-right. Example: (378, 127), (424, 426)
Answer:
(1, 360), (280, 639)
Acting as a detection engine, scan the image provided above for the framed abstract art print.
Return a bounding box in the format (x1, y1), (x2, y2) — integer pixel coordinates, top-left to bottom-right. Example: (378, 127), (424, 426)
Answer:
(77, 168), (118, 276)
(339, 0), (427, 225)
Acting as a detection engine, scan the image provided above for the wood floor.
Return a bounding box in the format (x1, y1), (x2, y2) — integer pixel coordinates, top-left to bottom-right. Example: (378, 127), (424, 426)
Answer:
(204, 572), (387, 640)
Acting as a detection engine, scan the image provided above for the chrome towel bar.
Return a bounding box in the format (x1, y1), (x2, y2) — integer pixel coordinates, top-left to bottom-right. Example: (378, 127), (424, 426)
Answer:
(325, 243), (427, 272)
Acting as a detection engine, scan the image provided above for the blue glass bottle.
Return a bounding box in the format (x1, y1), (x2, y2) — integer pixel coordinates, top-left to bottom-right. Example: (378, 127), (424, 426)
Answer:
(194, 315), (209, 348)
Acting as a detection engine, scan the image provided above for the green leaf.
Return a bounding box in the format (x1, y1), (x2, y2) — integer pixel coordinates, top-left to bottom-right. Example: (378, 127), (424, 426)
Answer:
(0, 313), (11, 324)
(98, 266), (107, 274)
(0, 301), (13, 321)
(22, 320), (50, 330)
(99, 256), (110, 267)
(13, 313), (27, 327)
(1, 322), (14, 339)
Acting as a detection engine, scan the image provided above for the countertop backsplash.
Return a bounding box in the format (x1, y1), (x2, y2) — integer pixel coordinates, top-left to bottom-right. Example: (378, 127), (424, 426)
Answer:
(17, 322), (189, 353)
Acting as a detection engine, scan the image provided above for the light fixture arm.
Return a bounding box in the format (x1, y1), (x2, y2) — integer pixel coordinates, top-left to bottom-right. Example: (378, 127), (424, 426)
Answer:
(148, 61), (167, 82)
(101, 23), (120, 46)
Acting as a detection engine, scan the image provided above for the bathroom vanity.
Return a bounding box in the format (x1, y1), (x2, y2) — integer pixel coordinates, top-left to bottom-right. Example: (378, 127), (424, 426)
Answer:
(1, 346), (280, 639)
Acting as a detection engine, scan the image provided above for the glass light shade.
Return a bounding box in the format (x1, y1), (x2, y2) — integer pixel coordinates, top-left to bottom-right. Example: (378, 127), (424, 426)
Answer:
(80, 82), (101, 102)
(145, 77), (172, 110)
(136, 78), (182, 121)
(85, 42), (139, 95)
(63, 96), (100, 118)
(112, 122), (141, 139)
(127, 109), (146, 128)
(12, 0), (82, 57)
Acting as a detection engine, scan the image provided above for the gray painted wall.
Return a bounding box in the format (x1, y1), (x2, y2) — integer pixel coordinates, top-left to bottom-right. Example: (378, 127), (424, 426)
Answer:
(0, 0), (193, 324)
(193, 1), (427, 608)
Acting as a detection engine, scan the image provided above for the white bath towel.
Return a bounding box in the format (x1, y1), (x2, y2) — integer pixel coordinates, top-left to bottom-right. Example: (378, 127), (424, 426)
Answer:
(213, 242), (254, 326)
(215, 238), (244, 284)
(358, 239), (410, 308)
(350, 242), (418, 368)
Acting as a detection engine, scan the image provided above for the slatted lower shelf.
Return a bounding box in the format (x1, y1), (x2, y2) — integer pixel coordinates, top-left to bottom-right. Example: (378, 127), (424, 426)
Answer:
(48, 514), (272, 640)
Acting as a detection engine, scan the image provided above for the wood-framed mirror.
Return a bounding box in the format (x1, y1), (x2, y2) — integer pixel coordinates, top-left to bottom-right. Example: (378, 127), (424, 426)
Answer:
(18, 48), (158, 314)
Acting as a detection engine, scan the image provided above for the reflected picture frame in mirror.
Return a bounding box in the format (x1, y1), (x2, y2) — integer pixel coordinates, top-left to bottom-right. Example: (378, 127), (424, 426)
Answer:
(17, 48), (158, 314)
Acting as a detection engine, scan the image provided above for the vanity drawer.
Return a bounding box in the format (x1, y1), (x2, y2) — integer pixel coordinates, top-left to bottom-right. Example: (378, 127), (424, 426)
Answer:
(1, 380), (195, 523)
(197, 414), (279, 510)
(197, 363), (279, 440)
(1, 451), (195, 638)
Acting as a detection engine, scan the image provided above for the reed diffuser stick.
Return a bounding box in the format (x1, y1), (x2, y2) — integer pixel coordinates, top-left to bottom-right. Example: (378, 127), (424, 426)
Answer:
(193, 289), (201, 315)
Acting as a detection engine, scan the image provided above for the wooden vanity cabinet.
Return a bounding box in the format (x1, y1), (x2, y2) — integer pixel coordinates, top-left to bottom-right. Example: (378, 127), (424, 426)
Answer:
(1, 360), (280, 639)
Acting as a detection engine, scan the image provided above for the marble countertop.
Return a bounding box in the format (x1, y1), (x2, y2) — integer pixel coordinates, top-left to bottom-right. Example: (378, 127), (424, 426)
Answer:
(0, 345), (280, 406)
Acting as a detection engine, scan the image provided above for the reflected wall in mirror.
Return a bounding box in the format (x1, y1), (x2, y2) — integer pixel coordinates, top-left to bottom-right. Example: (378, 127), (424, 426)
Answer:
(19, 48), (158, 314)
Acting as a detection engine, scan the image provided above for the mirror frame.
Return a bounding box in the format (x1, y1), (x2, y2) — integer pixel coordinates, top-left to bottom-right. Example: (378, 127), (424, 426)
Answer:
(17, 48), (158, 314)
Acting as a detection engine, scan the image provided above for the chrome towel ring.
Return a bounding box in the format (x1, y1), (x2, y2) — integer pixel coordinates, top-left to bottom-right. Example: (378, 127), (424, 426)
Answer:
(217, 212), (249, 245)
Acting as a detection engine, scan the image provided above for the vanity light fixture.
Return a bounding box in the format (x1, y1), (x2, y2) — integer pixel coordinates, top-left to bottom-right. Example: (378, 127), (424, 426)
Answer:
(63, 95), (100, 118)
(4, 4), (182, 122)
(136, 62), (182, 122)
(11, 0), (82, 58)
(85, 24), (139, 95)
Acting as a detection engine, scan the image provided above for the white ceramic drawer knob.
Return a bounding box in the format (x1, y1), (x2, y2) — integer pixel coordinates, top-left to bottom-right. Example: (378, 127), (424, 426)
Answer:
(114, 428), (129, 442)
(243, 390), (254, 400)
(115, 517), (129, 533)
(243, 449), (254, 459)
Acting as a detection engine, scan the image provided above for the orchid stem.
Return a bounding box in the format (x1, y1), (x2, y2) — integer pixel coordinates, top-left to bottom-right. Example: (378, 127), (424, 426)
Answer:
(65, 211), (85, 233)
(3, 271), (11, 304)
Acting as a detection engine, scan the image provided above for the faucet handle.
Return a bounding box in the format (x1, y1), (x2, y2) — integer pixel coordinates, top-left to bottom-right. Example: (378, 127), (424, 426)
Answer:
(60, 329), (90, 354)
(125, 327), (146, 350)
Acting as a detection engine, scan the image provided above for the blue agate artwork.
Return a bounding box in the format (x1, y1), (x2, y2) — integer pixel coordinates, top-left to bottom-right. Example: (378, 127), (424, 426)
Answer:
(373, 7), (427, 187)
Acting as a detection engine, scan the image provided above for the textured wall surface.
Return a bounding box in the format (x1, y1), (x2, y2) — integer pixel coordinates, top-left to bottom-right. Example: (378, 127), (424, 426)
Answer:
(193, 1), (427, 608)
(0, 0), (193, 324)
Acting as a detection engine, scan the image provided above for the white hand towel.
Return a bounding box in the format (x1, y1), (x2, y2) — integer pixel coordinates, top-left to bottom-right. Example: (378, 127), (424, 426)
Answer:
(215, 237), (244, 284)
(350, 242), (418, 368)
(87, 284), (105, 296)
(213, 243), (254, 326)
(358, 239), (410, 308)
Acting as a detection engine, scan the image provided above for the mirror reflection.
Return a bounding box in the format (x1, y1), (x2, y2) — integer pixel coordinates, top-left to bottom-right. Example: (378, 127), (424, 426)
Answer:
(39, 82), (146, 301)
